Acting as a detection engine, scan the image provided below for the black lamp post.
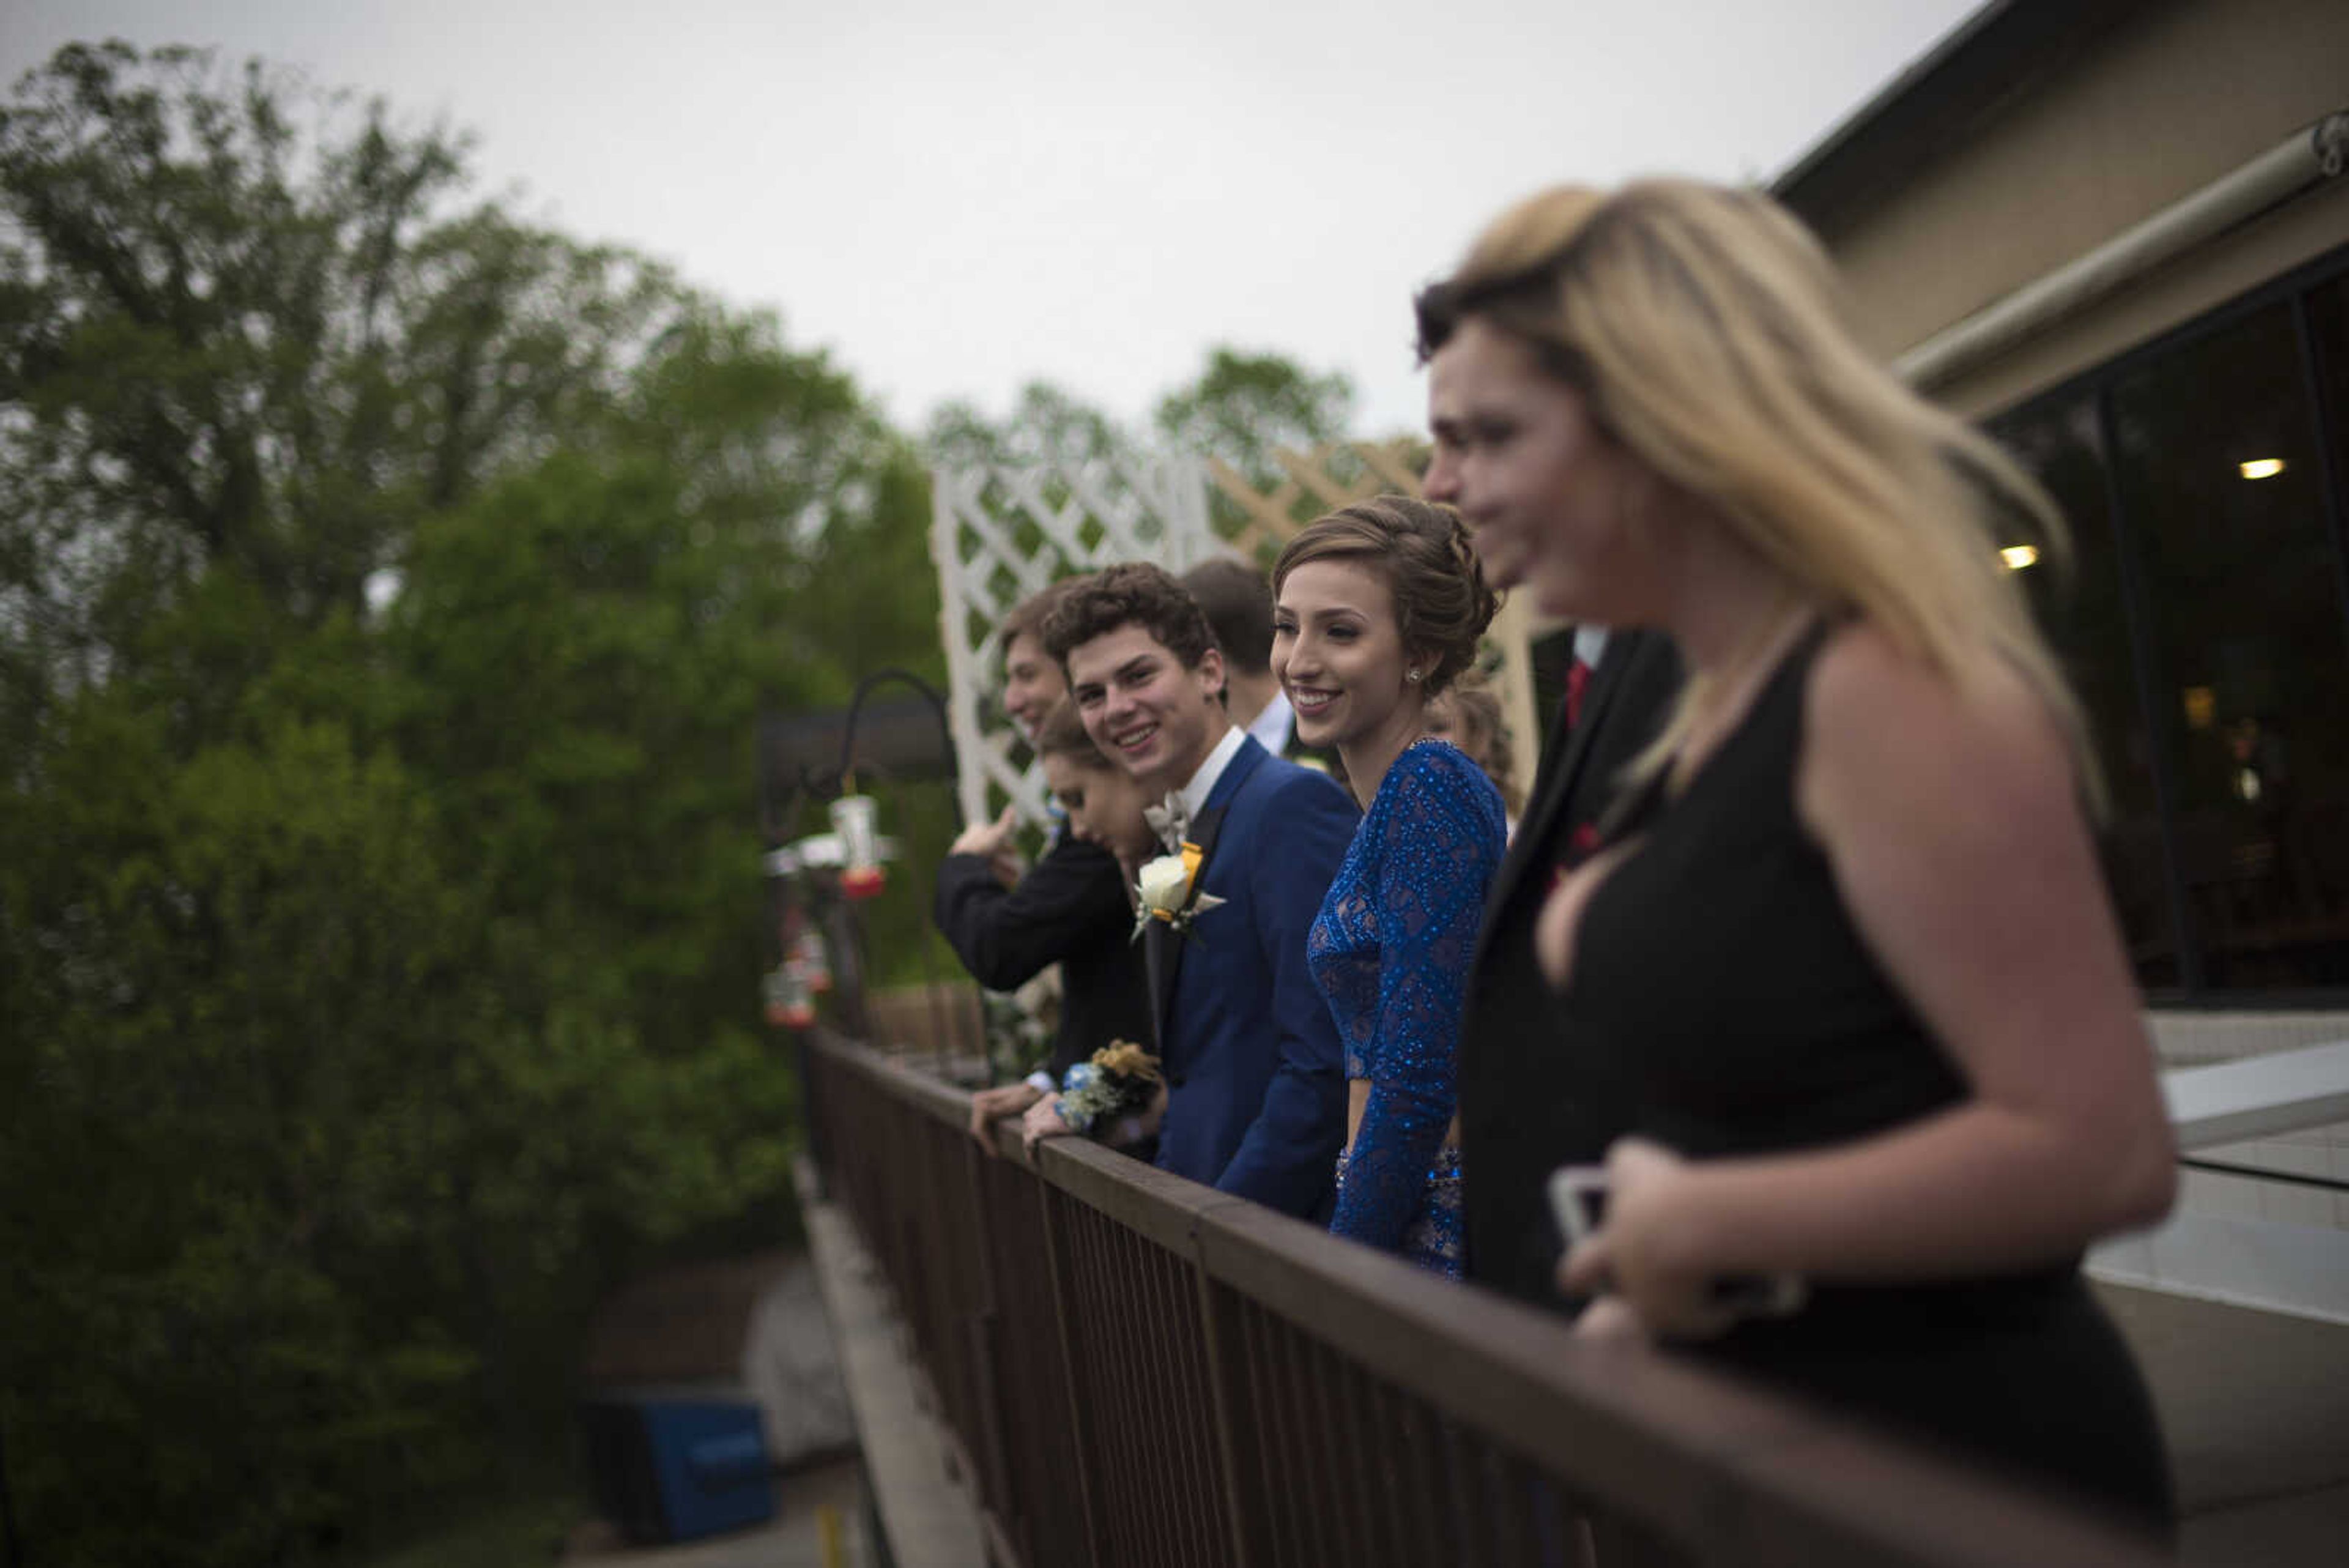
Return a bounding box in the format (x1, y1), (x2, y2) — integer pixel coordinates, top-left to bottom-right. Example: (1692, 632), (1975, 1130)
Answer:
(823, 667), (957, 902)
(760, 667), (961, 1070)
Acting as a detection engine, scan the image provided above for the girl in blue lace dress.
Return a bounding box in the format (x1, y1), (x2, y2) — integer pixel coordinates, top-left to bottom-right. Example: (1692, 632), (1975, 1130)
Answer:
(1271, 499), (1507, 1277)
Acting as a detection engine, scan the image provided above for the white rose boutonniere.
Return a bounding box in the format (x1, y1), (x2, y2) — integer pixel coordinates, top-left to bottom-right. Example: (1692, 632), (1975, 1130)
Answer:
(1132, 840), (1225, 943)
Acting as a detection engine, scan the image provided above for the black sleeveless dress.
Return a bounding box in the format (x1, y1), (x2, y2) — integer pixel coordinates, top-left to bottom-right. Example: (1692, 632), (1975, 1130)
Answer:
(1562, 624), (2172, 1529)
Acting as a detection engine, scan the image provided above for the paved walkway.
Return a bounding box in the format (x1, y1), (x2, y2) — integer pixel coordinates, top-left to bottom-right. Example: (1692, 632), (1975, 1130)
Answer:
(563, 1461), (867, 1567)
(558, 1197), (952, 1567)
(557, 1154), (990, 1568)
(792, 1156), (990, 1568)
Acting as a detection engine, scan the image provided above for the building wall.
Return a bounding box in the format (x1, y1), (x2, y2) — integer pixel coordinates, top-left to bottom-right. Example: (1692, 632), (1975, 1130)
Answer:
(1790, 13), (2349, 1533)
(1801, 2), (2349, 1326)
(1821, 0), (2349, 418)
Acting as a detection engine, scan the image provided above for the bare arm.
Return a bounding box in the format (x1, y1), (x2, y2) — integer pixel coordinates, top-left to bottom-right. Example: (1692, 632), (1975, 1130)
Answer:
(1567, 628), (2173, 1331)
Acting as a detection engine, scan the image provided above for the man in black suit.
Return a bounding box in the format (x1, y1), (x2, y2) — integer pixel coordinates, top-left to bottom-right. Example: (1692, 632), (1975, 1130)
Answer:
(1447, 626), (1681, 1307)
(1414, 256), (1689, 1307)
(935, 579), (1152, 1145)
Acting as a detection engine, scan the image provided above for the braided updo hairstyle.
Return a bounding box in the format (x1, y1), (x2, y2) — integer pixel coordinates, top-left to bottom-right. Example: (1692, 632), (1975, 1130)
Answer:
(1271, 496), (1499, 696)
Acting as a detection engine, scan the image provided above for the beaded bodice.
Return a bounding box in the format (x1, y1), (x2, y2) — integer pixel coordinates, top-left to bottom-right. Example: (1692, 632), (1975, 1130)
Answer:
(1310, 739), (1506, 1260)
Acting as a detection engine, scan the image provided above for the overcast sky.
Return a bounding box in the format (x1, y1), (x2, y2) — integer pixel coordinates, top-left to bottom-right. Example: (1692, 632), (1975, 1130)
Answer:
(4, 1), (1980, 439)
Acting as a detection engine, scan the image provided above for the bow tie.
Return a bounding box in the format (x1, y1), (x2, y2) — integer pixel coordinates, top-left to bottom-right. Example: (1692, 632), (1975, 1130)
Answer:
(1142, 792), (1190, 854)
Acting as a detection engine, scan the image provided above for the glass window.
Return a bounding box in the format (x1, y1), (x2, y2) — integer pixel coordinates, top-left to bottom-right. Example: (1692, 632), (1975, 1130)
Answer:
(1989, 393), (2181, 990)
(2110, 300), (2349, 990)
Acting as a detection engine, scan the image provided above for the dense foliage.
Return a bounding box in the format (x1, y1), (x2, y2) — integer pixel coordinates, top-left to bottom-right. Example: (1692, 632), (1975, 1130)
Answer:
(2, 40), (1363, 1564)
(0, 42), (939, 1564)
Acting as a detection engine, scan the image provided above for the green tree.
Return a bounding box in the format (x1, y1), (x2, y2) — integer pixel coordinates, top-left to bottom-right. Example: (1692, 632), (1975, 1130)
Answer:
(1153, 344), (1355, 484)
(0, 40), (689, 764)
(0, 688), (490, 1563)
(1157, 346), (1365, 555)
(1, 41), (943, 1566)
(924, 377), (1138, 473)
(923, 349), (1356, 482)
(919, 349), (1360, 570)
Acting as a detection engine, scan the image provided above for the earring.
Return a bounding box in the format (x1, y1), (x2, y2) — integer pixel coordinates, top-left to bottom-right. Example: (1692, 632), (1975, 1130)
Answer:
(1406, 669), (1422, 683)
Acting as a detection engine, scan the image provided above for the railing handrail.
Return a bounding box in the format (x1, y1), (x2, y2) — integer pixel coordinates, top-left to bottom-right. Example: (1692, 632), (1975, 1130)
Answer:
(811, 1031), (2173, 1567)
(2162, 1036), (2349, 1149)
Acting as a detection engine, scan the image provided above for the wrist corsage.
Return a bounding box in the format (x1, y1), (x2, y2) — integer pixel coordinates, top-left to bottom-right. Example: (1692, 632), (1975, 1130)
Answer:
(1055, 1041), (1163, 1137)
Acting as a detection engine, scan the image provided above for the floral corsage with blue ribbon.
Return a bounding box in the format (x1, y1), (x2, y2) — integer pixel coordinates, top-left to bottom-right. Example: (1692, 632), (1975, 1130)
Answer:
(1055, 1041), (1162, 1137)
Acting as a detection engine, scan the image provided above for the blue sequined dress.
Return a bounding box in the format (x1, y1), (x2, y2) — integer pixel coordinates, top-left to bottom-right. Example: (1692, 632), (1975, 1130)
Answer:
(1309, 738), (1507, 1277)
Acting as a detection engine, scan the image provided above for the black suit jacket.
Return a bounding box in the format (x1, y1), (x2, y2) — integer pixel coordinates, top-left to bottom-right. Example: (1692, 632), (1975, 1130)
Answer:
(1457, 630), (1683, 1307)
(932, 833), (1153, 1080)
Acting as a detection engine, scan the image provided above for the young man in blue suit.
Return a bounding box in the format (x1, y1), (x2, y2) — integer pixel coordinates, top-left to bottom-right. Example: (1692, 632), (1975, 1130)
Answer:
(1027, 563), (1358, 1220)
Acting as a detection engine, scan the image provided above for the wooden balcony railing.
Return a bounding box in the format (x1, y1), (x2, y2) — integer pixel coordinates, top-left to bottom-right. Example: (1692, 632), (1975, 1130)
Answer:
(800, 1031), (2175, 1568)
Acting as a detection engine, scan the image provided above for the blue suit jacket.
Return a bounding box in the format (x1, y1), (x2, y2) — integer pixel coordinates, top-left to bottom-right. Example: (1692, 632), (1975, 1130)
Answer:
(1151, 735), (1358, 1219)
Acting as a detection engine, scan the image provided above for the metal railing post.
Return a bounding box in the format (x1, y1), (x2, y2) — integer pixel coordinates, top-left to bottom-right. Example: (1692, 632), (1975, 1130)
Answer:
(1037, 1179), (1110, 1566)
(801, 1035), (2179, 1568)
(1193, 1271), (1267, 1567)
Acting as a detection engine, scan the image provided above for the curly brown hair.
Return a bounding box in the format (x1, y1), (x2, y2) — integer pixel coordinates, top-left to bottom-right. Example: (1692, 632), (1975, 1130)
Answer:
(1271, 497), (1499, 696)
(1039, 562), (1220, 677)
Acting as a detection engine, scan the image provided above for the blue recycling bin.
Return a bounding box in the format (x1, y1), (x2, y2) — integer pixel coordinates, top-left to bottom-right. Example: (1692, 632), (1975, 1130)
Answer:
(582, 1393), (777, 1543)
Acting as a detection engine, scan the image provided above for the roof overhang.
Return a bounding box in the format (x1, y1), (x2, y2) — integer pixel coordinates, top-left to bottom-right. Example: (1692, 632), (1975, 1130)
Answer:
(1770, 0), (2158, 237)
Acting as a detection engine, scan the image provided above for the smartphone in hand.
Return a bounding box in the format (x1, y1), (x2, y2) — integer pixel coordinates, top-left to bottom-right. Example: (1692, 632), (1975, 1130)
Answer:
(1545, 1162), (1807, 1318)
(1548, 1164), (1611, 1251)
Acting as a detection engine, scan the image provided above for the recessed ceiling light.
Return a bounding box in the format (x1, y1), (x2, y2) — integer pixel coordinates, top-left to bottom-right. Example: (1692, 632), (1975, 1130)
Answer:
(2240, 458), (2285, 480)
(2000, 544), (2040, 571)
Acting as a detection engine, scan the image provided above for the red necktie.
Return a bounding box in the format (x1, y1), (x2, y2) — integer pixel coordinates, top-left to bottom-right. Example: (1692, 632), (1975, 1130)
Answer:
(1564, 654), (1593, 729)
(1559, 654), (1600, 868)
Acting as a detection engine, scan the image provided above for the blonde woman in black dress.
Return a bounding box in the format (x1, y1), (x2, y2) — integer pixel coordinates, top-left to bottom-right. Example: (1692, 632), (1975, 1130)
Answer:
(1417, 179), (2175, 1529)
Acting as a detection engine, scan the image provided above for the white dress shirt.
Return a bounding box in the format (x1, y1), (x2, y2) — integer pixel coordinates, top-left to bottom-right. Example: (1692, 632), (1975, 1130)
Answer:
(1245, 688), (1296, 758)
(1179, 723), (1248, 822)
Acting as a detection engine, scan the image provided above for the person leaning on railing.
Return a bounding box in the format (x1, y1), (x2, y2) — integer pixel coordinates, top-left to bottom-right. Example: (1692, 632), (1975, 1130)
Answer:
(1010, 695), (1173, 1153)
(1028, 564), (1359, 1219)
(1270, 500), (1506, 1280)
(937, 579), (1155, 1144)
(1417, 178), (2178, 1534)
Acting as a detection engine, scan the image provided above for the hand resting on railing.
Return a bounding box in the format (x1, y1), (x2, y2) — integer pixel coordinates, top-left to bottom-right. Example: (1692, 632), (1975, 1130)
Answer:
(968, 1081), (1045, 1153)
(1021, 1081), (1167, 1159)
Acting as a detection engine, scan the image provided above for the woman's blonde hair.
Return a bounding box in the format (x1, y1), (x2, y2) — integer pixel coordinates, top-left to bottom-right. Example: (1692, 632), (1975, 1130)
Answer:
(1416, 178), (2097, 803)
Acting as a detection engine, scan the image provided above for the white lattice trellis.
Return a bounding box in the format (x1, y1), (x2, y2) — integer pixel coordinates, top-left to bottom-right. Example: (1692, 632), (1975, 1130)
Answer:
(931, 455), (1225, 827)
(931, 445), (1545, 830)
